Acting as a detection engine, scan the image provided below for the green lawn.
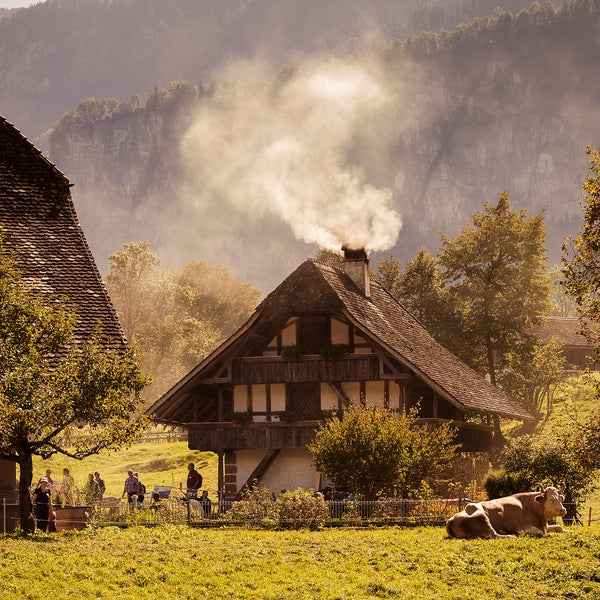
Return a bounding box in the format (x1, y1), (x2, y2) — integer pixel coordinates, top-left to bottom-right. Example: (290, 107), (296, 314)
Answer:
(1, 525), (599, 599)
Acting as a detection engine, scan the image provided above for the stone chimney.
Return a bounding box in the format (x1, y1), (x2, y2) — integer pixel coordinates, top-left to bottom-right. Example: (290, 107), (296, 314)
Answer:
(342, 246), (370, 298)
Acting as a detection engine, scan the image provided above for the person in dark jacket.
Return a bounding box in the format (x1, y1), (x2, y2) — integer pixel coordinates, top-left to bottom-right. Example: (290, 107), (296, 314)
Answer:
(186, 463), (202, 499)
(31, 477), (53, 532)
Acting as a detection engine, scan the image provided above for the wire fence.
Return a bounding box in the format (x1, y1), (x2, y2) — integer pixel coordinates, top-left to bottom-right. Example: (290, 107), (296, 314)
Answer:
(2, 497), (595, 532)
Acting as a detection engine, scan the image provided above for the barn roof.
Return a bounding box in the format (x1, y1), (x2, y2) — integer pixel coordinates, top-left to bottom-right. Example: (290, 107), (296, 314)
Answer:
(529, 317), (590, 348)
(0, 115), (126, 348)
(149, 258), (532, 422)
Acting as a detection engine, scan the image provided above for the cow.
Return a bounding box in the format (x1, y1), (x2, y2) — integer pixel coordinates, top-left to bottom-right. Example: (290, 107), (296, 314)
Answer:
(446, 485), (568, 539)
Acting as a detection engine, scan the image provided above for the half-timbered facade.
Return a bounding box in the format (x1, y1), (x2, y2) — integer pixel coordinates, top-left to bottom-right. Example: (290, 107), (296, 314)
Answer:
(149, 248), (532, 498)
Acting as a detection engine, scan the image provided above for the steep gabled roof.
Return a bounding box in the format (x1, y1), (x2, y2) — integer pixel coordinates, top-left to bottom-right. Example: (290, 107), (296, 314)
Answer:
(149, 258), (532, 422)
(0, 116), (126, 348)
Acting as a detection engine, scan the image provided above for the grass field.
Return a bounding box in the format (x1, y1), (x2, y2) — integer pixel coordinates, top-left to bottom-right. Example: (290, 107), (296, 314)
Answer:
(1, 525), (599, 599)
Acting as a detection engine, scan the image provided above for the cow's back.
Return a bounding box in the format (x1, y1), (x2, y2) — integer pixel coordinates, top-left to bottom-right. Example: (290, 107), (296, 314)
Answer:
(481, 492), (544, 535)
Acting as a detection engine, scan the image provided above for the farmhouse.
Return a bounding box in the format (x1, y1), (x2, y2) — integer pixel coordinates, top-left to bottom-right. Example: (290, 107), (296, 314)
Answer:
(0, 116), (126, 507)
(149, 248), (532, 499)
(529, 316), (598, 371)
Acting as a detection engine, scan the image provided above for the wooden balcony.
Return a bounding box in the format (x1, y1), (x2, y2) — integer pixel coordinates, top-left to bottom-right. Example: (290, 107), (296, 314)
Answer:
(187, 419), (492, 452)
(231, 355), (381, 384)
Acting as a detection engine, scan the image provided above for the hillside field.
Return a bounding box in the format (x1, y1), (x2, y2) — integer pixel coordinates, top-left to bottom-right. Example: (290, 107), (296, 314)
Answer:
(1, 525), (599, 599)
(31, 441), (218, 501)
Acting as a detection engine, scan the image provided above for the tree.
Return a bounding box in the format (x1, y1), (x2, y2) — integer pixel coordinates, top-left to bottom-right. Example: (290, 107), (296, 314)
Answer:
(308, 405), (458, 500)
(500, 339), (566, 422)
(439, 192), (551, 441)
(492, 430), (598, 524)
(0, 238), (148, 532)
(106, 242), (262, 399)
(374, 250), (465, 354)
(562, 147), (600, 356)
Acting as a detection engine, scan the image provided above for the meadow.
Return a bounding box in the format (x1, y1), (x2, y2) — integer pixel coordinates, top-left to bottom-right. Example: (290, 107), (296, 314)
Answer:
(1, 525), (599, 599)
(31, 441), (219, 501)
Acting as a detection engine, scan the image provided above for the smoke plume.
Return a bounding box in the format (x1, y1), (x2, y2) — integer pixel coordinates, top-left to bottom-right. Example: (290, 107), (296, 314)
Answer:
(179, 57), (402, 261)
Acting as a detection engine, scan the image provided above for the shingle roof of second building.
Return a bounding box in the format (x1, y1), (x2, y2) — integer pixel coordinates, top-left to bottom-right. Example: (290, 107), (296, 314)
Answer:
(0, 115), (126, 349)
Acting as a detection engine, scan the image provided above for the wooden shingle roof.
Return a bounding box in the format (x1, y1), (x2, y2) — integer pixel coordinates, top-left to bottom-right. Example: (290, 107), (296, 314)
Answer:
(530, 317), (590, 348)
(0, 116), (126, 349)
(149, 258), (532, 422)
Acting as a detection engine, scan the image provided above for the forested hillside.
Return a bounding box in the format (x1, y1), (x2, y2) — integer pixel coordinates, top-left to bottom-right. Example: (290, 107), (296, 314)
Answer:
(0, 0), (532, 138)
(44, 1), (600, 290)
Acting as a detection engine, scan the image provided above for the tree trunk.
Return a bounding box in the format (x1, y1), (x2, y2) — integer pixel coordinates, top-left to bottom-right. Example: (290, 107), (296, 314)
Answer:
(18, 453), (35, 533)
(486, 338), (506, 447)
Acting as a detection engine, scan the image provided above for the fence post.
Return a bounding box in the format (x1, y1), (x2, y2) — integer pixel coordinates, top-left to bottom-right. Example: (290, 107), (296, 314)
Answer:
(3, 497), (5, 534)
(588, 506), (592, 527)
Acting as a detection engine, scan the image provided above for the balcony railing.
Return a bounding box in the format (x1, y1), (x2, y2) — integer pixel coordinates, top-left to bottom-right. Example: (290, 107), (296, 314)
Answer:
(232, 354), (381, 384)
(187, 419), (492, 452)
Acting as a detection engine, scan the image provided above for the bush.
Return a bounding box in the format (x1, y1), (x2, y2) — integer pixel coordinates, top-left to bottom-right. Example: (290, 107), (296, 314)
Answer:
(276, 489), (329, 530)
(483, 471), (533, 499)
(225, 487), (278, 528)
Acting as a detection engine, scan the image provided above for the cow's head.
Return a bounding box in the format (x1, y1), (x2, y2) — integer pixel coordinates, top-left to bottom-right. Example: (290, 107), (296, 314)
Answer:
(534, 486), (567, 518)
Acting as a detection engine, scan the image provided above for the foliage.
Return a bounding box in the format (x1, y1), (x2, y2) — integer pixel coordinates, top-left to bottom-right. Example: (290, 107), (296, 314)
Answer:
(375, 249), (464, 354)
(2, 525), (600, 599)
(274, 488), (330, 530)
(308, 405), (458, 499)
(226, 486), (279, 528)
(53, 81), (201, 133)
(231, 411), (253, 425)
(501, 339), (566, 420)
(281, 344), (305, 359)
(439, 192), (550, 384)
(547, 265), (579, 317)
(105, 241), (261, 400)
(318, 343), (350, 359)
(0, 235), (148, 532)
(562, 146), (600, 358)
(313, 248), (344, 269)
(483, 470), (535, 499)
(495, 431), (599, 523)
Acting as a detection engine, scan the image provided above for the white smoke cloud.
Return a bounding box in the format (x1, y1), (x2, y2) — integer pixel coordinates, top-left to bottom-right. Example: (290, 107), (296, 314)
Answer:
(180, 57), (402, 256)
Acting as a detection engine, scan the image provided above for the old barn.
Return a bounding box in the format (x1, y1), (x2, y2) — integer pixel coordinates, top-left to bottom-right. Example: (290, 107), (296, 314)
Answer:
(149, 248), (532, 498)
(0, 116), (126, 515)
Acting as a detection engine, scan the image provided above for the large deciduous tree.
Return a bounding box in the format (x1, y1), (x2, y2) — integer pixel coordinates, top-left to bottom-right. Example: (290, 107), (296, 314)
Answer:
(0, 238), (148, 532)
(106, 241), (262, 399)
(308, 405), (457, 500)
(562, 146), (600, 356)
(438, 192), (550, 441)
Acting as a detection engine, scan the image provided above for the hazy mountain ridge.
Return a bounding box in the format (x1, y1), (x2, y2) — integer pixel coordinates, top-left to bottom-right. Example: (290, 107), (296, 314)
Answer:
(0, 0), (532, 138)
(42, 2), (600, 290)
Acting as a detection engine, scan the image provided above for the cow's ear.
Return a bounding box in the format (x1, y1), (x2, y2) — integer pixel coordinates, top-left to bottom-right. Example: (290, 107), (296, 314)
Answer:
(534, 494), (545, 503)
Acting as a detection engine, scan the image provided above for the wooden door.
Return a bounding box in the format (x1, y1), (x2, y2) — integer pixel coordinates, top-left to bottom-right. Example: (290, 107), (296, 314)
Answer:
(288, 383), (320, 420)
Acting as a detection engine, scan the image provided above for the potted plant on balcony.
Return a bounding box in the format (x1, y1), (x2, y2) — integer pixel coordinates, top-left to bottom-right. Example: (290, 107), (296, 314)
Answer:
(319, 343), (350, 359)
(281, 344), (306, 359)
(231, 411), (253, 426)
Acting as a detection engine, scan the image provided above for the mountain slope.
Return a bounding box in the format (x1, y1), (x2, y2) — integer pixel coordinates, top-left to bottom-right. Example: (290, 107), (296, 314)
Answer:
(0, 0), (532, 137)
(44, 2), (600, 291)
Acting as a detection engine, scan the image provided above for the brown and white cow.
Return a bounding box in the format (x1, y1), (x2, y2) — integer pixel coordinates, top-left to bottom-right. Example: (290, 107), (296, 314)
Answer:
(446, 485), (568, 539)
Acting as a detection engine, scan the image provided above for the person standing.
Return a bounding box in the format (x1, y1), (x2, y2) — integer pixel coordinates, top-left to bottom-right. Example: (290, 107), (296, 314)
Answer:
(122, 469), (139, 503)
(61, 468), (75, 505)
(186, 463), (202, 499)
(94, 471), (106, 501)
(31, 477), (53, 532)
(38, 468), (54, 487)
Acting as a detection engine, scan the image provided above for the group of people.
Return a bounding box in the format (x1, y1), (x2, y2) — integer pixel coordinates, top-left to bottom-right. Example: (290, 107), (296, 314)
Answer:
(30, 468), (106, 532)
